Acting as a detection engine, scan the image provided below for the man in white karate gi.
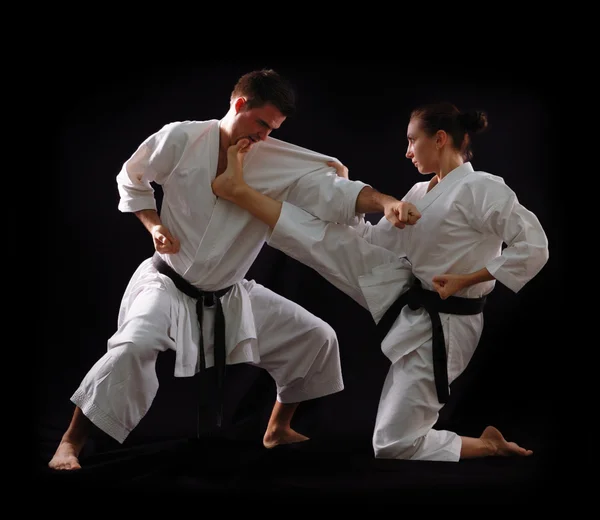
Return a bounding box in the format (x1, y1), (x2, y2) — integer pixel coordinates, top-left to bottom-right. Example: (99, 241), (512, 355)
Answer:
(212, 101), (549, 462)
(48, 68), (412, 471)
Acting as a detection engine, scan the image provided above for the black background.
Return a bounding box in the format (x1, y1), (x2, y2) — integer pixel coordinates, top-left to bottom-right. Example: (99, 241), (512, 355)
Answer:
(38, 57), (568, 490)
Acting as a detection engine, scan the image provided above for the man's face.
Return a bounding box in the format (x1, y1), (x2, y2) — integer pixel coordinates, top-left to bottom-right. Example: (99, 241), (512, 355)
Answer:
(231, 99), (286, 148)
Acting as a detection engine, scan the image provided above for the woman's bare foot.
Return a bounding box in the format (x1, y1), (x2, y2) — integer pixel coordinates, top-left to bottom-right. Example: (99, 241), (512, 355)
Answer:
(263, 427), (310, 449)
(212, 138), (251, 201)
(480, 425), (533, 457)
(48, 439), (83, 470)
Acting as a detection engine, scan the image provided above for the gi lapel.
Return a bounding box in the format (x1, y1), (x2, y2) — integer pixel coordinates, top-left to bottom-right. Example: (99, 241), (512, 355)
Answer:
(414, 162), (475, 214)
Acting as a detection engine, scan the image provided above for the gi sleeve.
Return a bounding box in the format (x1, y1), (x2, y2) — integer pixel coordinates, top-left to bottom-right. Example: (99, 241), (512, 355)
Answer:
(465, 179), (549, 293)
(116, 122), (188, 213)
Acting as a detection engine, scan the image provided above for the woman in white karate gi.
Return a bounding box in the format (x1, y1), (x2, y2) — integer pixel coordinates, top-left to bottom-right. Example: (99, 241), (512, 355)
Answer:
(48, 69), (412, 471)
(212, 101), (549, 462)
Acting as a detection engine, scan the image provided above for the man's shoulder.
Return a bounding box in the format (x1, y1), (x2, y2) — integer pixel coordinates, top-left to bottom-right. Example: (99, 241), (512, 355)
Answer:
(159, 119), (218, 139)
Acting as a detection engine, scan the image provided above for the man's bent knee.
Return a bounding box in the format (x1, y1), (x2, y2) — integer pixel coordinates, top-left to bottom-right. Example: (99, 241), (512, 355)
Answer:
(310, 321), (338, 350)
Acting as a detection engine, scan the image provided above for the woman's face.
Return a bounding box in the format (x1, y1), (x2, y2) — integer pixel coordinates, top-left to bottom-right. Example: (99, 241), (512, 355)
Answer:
(405, 118), (439, 175)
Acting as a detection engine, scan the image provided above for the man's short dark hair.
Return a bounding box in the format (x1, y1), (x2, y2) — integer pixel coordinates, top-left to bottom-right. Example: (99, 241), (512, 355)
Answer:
(231, 69), (296, 117)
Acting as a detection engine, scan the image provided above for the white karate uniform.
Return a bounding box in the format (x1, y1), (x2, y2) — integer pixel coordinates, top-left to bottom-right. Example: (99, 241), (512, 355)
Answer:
(268, 162), (549, 461)
(72, 119), (369, 444)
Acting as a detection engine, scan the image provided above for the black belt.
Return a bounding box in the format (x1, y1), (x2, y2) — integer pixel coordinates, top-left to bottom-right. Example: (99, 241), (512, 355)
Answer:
(375, 279), (486, 403)
(152, 253), (233, 430)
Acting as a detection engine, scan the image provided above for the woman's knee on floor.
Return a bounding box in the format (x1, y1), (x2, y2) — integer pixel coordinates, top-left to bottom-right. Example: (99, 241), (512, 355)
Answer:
(373, 431), (424, 460)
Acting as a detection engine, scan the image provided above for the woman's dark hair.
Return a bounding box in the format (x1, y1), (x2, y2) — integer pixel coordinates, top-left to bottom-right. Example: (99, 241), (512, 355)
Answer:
(231, 69), (296, 117)
(410, 102), (488, 161)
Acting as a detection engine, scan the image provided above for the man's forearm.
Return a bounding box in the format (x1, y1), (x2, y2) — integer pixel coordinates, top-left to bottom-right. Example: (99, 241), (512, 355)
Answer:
(134, 209), (162, 234)
(355, 186), (399, 214)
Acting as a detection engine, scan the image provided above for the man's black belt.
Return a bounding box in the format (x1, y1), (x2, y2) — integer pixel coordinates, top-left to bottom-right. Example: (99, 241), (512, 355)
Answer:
(375, 279), (486, 404)
(152, 253), (233, 429)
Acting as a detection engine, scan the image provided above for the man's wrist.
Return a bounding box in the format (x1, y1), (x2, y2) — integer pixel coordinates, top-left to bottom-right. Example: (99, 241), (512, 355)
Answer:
(356, 186), (399, 213)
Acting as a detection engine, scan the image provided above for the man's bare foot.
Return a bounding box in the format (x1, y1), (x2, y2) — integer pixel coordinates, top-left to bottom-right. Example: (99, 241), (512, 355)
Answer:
(263, 427), (310, 449)
(48, 440), (83, 470)
(212, 138), (251, 201)
(481, 426), (533, 457)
